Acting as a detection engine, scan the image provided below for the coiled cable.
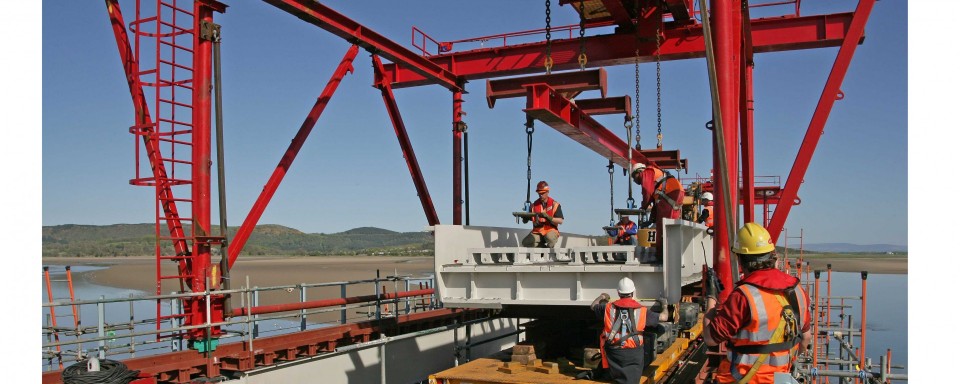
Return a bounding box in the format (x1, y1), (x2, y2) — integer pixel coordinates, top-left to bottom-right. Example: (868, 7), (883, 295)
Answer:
(62, 359), (140, 384)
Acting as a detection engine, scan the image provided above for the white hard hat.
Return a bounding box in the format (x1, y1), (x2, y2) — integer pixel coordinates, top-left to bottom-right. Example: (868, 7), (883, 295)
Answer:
(631, 163), (646, 176)
(617, 277), (636, 295)
(702, 192), (714, 201)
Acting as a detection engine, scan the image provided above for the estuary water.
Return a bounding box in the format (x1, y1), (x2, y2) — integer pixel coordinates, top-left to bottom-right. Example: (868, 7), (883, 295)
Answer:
(42, 266), (907, 377)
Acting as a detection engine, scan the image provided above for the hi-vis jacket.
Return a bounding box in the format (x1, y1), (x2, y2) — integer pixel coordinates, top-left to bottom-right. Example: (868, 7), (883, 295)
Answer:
(716, 283), (809, 384)
(600, 298), (647, 368)
(531, 196), (560, 235)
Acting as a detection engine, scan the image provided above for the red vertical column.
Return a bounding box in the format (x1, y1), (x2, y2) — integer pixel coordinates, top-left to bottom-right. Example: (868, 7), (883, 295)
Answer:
(711, 0), (743, 298)
(192, 2), (213, 294)
(453, 91), (463, 225)
(740, 64), (755, 223)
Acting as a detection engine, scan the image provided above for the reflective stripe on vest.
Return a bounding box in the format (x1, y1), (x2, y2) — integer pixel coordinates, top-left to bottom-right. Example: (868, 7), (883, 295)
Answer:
(602, 301), (646, 349)
(531, 197), (559, 235)
(725, 284), (808, 374)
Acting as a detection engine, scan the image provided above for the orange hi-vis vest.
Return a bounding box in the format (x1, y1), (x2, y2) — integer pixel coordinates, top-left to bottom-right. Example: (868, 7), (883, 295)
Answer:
(717, 284), (808, 384)
(653, 173), (683, 211)
(704, 204), (714, 227)
(600, 298), (647, 368)
(616, 221), (638, 244)
(531, 196), (559, 235)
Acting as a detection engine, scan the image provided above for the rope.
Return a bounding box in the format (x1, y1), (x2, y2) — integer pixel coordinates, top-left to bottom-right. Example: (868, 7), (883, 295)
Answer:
(62, 359), (140, 384)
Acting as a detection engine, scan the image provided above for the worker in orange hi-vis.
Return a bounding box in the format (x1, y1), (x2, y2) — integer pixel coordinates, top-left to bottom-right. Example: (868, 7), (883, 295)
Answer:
(630, 162), (685, 262)
(698, 192), (715, 228)
(521, 180), (564, 248)
(702, 223), (813, 384)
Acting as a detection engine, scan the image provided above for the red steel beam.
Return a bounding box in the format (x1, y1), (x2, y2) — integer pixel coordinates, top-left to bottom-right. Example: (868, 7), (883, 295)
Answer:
(602, 0), (635, 29)
(574, 95), (631, 116)
(373, 56), (441, 226)
(105, 0), (190, 258)
(711, 0), (742, 301)
(523, 83), (657, 170)
(262, 0), (463, 92)
(228, 45), (359, 268)
(486, 68), (608, 108)
(381, 13), (857, 88)
(767, 0), (876, 243)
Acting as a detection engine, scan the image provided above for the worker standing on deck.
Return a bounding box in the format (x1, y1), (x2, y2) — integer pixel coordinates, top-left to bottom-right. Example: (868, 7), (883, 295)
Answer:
(697, 192), (714, 227)
(702, 223), (812, 384)
(631, 162), (685, 261)
(607, 215), (638, 245)
(586, 278), (669, 384)
(521, 181), (564, 247)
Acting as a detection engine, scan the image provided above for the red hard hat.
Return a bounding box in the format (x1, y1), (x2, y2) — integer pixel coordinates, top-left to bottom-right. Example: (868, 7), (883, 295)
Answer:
(536, 181), (550, 192)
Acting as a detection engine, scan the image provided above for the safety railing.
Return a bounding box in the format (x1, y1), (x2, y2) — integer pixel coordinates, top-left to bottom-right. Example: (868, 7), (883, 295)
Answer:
(42, 273), (438, 372)
(411, 21), (612, 57)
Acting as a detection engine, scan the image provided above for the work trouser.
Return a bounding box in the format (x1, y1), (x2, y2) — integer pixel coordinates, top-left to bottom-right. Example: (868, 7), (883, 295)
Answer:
(522, 230), (559, 248)
(605, 345), (644, 384)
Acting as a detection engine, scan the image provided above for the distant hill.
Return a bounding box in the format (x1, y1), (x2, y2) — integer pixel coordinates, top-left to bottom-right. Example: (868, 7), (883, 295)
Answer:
(42, 224), (433, 257)
(801, 243), (907, 253)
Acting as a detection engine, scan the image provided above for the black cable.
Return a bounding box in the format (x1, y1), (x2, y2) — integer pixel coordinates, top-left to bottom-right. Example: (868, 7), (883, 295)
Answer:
(62, 359), (140, 384)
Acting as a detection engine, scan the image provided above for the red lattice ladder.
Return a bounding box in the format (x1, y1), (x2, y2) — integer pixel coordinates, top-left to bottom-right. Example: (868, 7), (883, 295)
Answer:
(126, 0), (198, 337)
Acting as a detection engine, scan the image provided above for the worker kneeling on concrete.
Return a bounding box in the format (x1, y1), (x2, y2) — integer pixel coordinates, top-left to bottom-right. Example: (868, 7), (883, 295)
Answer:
(703, 223), (812, 384)
(585, 277), (670, 384)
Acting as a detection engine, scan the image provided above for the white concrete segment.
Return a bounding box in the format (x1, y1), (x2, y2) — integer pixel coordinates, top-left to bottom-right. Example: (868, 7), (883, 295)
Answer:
(432, 222), (713, 308)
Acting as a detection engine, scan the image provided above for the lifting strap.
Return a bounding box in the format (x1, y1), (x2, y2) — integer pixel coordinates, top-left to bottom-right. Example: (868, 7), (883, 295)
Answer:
(730, 288), (803, 384)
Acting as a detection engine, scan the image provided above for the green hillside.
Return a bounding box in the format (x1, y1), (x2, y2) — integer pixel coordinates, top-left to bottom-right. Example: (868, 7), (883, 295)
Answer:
(42, 224), (434, 257)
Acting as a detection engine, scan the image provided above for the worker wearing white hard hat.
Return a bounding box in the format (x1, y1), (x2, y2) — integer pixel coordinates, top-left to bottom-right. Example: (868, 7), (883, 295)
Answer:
(629, 161), (685, 262)
(585, 277), (670, 383)
(698, 192), (714, 227)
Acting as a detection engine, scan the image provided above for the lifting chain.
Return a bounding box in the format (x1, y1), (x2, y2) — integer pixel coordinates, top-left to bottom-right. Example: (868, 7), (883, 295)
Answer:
(523, 117), (536, 212)
(578, 0), (587, 70)
(633, 0), (642, 150)
(655, 14), (664, 149)
(626, 119), (636, 209)
(608, 161), (616, 225)
(544, 0), (554, 74)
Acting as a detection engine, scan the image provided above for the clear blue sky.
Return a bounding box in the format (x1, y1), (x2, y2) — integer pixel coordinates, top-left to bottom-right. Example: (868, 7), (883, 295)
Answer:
(37, 0), (908, 246)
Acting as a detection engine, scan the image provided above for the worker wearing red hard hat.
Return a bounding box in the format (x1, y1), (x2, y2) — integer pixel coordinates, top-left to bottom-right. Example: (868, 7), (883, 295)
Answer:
(521, 181), (564, 248)
(630, 162), (685, 261)
(702, 223), (812, 383)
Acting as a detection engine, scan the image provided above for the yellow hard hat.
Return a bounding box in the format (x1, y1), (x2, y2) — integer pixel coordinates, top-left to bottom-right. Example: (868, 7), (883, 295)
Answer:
(731, 222), (775, 255)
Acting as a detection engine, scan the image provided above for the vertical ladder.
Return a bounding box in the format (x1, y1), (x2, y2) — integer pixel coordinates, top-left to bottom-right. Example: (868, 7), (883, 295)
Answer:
(43, 266), (81, 369)
(127, 0), (198, 335)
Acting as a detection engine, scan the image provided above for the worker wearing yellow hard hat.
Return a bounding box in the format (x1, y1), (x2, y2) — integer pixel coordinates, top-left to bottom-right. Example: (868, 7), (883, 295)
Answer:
(702, 223), (813, 383)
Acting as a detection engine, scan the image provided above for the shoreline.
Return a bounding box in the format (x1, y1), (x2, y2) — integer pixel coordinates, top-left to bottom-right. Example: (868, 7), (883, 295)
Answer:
(43, 254), (906, 294)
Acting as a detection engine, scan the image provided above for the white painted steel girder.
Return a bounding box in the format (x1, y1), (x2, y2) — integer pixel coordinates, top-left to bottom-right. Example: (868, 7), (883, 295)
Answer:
(432, 220), (713, 308)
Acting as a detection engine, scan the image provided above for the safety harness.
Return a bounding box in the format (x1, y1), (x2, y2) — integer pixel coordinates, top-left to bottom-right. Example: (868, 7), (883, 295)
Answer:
(605, 300), (644, 348)
(652, 172), (681, 211)
(728, 286), (804, 384)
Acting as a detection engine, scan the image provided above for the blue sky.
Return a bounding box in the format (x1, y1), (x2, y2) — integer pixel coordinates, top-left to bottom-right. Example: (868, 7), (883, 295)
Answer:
(37, 0), (908, 246)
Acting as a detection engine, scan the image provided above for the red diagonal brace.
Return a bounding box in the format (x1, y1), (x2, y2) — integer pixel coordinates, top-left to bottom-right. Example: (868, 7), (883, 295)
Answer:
(523, 83), (658, 170)
(228, 45), (359, 268)
(373, 56), (441, 226)
(767, 0), (876, 243)
(262, 0), (462, 92)
(105, 0), (189, 258)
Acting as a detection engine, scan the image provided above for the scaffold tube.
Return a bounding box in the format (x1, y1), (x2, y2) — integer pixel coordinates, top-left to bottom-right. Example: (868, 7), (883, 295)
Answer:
(230, 289), (434, 317)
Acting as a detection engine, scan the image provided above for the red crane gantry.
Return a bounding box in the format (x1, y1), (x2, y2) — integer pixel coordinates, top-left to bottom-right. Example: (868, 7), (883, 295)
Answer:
(102, 0), (874, 346)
